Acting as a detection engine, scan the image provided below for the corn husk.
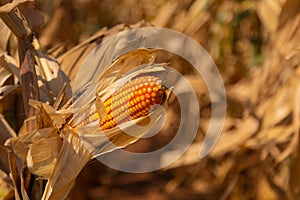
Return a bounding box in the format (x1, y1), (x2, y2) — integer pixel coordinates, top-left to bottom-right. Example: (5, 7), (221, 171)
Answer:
(41, 128), (90, 200)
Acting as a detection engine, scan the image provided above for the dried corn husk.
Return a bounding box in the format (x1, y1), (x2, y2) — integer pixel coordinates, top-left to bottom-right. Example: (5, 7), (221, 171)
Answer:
(41, 128), (90, 200)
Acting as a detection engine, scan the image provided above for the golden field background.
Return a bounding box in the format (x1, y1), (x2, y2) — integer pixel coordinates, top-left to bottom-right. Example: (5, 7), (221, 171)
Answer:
(0, 0), (300, 199)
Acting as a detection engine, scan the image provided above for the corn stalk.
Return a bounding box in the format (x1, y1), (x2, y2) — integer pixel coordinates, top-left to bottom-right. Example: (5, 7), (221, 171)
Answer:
(0, 0), (44, 199)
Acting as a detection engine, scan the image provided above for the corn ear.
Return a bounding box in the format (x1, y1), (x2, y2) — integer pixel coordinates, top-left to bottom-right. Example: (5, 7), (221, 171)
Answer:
(74, 76), (166, 130)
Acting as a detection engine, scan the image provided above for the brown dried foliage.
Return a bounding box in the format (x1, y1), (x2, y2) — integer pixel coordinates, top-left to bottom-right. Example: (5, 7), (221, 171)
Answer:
(0, 0), (300, 199)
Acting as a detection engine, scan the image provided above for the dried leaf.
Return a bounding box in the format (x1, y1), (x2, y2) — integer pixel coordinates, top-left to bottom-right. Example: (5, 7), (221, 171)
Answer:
(257, 0), (283, 33)
(29, 100), (73, 129)
(7, 152), (22, 200)
(0, 19), (11, 53)
(57, 22), (152, 85)
(33, 39), (71, 105)
(210, 117), (258, 158)
(163, 117), (258, 168)
(246, 126), (294, 149)
(6, 127), (57, 161)
(20, 168), (30, 200)
(151, 1), (178, 27)
(0, 114), (16, 174)
(0, 114), (16, 144)
(0, 85), (20, 101)
(27, 135), (62, 178)
(72, 43), (157, 97)
(262, 73), (300, 128)
(41, 128), (91, 200)
(256, 173), (281, 200)
(274, 15), (300, 59)
(0, 57), (13, 86)
(1, 54), (20, 81)
(290, 74), (300, 197)
(72, 48), (159, 111)
(57, 26), (118, 83)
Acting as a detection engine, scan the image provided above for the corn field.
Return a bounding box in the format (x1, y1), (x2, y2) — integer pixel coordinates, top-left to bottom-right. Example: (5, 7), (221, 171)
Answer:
(0, 0), (300, 200)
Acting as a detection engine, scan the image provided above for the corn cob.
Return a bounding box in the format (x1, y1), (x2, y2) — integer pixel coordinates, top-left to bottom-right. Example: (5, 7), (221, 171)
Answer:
(74, 76), (166, 130)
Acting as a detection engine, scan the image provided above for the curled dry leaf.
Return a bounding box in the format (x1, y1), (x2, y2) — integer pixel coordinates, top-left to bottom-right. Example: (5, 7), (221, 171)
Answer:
(27, 134), (62, 179)
(29, 100), (73, 129)
(6, 127), (58, 162)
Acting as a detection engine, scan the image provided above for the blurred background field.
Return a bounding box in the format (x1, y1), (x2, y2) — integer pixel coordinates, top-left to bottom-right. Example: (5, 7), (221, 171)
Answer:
(1, 0), (300, 199)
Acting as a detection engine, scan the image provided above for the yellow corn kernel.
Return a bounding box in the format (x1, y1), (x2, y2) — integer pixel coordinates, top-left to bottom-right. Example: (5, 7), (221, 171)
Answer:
(99, 76), (166, 130)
